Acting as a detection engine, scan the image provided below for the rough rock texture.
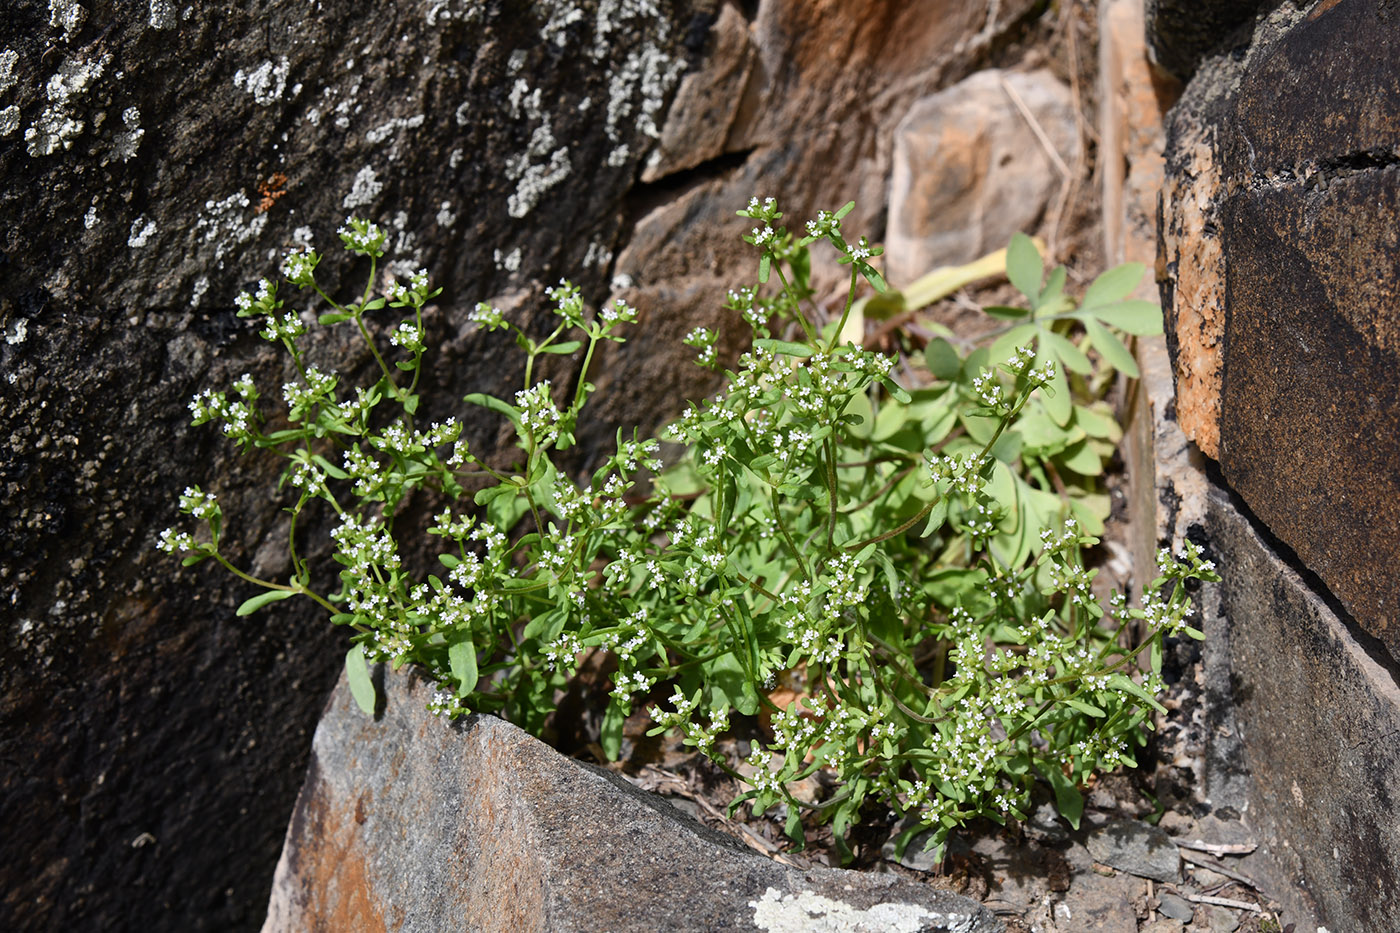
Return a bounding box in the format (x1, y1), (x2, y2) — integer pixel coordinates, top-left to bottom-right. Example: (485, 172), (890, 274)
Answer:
(263, 667), (1001, 933)
(1160, 0), (1400, 659)
(1144, 0), (1271, 84)
(885, 69), (1081, 286)
(0, 1), (1064, 929)
(1201, 483), (1400, 932)
(0, 2), (704, 930)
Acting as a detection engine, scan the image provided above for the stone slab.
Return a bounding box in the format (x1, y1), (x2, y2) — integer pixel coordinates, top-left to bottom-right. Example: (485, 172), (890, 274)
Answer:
(1204, 483), (1400, 932)
(1220, 167), (1400, 656)
(263, 667), (1000, 933)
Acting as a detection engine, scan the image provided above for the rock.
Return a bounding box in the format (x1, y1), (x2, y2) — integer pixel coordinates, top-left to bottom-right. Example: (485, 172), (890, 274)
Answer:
(1138, 919), (1182, 933)
(1055, 841), (1140, 933)
(885, 69), (1081, 286)
(1160, 0), (1400, 656)
(1200, 481), (1400, 931)
(1202, 904), (1240, 932)
(1085, 820), (1181, 883)
(1145, 0), (1271, 84)
(0, 2), (708, 928)
(1025, 800), (1070, 844)
(1157, 891), (1193, 922)
(263, 666), (1001, 933)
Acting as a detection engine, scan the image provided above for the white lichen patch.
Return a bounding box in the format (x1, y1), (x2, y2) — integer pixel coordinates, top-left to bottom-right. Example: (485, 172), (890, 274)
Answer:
(26, 53), (110, 156)
(425, 0), (484, 26)
(0, 105), (18, 138)
(449, 147), (463, 168)
(292, 226), (314, 248)
(127, 216), (157, 248)
(6, 319), (29, 345)
(83, 205), (99, 228)
(582, 241), (612, 268)
(748, 888), (964, 933)
(435, 201), (457, 228)
(606, 144), (629, 167)
(365, 113), (424, 144)
(0, 49), (18, 94)
(110, 106), (144, 161)
(148, 0), (176, 29)
(190, 275), (209, 307)
(49, 0), (86, 41)
(493, 247), (522, 272)
(194, 191), (268, 261)
(343, 165), (382, 209)
(234, 57), (291, 106)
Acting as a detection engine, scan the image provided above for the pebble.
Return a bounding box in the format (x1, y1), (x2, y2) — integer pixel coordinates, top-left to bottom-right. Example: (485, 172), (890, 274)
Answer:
(1086, 819), (1182, 882)
(1158, 891), (1194, 921)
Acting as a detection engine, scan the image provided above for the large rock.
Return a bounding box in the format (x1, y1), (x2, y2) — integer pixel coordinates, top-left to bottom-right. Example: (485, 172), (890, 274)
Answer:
(1200, 482), (1400, 932)
(1160, 0), (1400, 658)
(885, 69), (1081, 286)
(0, 2), (703, 929)
(263, 666), (1001, 933)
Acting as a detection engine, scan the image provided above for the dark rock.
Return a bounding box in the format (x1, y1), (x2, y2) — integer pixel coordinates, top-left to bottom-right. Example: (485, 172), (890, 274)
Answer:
(1085, 819), (1180, 883)
(0, 2), (701, 929)
(263, 666), (1002, 933)
(1203, 482), (1400, 931)
(1160, 0), (1400, 659)
(1156, 891), (1193, 922)
(1144, 0), (1270, 84)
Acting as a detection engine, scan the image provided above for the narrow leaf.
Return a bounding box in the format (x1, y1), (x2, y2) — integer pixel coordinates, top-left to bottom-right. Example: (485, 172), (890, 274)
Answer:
(346, 644), (377, 716)
(236, 589), (295, 617)
(449, 639), (479, 695)
(1087, 299), (1164, 335)
(1005, 233), (1043, 302)
(1081, 262), (1144, 309)
(1082, 319), (1140, 378)
(754, 338), (814, 358)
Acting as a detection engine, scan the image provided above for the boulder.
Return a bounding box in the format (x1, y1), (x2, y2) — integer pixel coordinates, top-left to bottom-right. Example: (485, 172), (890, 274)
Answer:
(262, 666), (1001, 933)
(1160, 0), (1400, 659)
(884, 69), (1081, 286)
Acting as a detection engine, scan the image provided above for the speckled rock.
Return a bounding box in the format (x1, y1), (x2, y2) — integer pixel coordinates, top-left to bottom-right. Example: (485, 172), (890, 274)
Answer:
(262, 666), (1001, 933)
(0, 2), (703, 929)
(1201, 481), (1400, 932)
(1160, 0), (1400, 659)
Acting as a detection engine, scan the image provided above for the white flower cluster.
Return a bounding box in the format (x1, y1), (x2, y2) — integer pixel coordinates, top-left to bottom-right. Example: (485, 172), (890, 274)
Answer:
(282, 367), (337, 418)
(515, 381), (563, 445)
(389, 320), (424, 353)
(188, 388), (254, 439)
(260, 310), (306, 344)
(178, 486), (218, 519)
(467, 302), (506, 331)
(599, 297), (638, 330)
(927, 452), (987, 497)
(338, 217), (386, 255)
(281, 249), (318, 287)
(683, 326), (717, 368)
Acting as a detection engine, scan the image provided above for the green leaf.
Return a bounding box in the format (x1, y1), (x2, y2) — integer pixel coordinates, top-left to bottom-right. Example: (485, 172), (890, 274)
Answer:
(983, 304), (1031, 321)
(754, 338), (814, 358)
(1086, 299), (1164, 335)
(474, 483), (518, 507)
(880, 376), (912, 404)
(1081, 262), (1144, 309)
(1039, 265), (1067, 308)
(346, 644), (377, 716)
(1108, 673), (1168, 714)
(1006, 233), (1043, 302)
(988, 324), (1040, 369)
(449, 639), (479, 695)
(463, 392), (523, 426)
(1082, 319), (1140, 377)
(318, 311), (354, 325)
(858, 262), (887, 293)
(833, 201), (855, 220)
(539, 340), (583, 355)
(1058, 439), (1105, 476)
(924, 338), (962, 380)
(1041, 331), (1092, 374)
(758, 252), (772, 284)
(1037, 760), (1084, 830)
(1064, 697), (1106, 717)
(1040, 349), (1072, 427)
(236, 589), (296, 617)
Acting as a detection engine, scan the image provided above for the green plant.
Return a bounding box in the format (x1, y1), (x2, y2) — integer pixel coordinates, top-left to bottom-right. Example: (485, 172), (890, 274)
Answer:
(159, 201), (1217, 859)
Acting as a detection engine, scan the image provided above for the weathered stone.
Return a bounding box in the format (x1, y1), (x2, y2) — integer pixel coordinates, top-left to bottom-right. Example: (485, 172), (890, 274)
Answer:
(263, 666), (1001, 933)
(1085, 820), (1180, 883)
(0, 2), (706, 928)
(1145, 0), (1271, 84)
(1156, 891), (1193, 922)
(885, 69), (1081, 286)
(1202, 482), (1400, 932)
(1160, 0), (1400, 657)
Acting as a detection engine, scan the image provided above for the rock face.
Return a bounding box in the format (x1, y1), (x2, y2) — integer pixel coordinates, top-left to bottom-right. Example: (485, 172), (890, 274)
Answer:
(0, 2), (704, 930)
(0, 1), (1060, 929)
(1200, 483), (1400, 932)
(1159, 0), (1400, 659)
(885, 69), (1081, 286)
(263, 667), (1001, 933)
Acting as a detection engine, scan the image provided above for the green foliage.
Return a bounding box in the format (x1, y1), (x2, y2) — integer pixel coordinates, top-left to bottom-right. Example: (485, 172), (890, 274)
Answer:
(159, 200), (1217, 859)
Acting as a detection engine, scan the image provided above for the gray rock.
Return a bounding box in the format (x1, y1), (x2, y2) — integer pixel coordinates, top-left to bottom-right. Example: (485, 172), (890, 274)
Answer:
(1203, 904), (1240, 932)
(263, 665), (1001, 933)
(1157, 891), (1193, 922)
(885, 68), (1081, 286)
(1085, 820), (1180, 883)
